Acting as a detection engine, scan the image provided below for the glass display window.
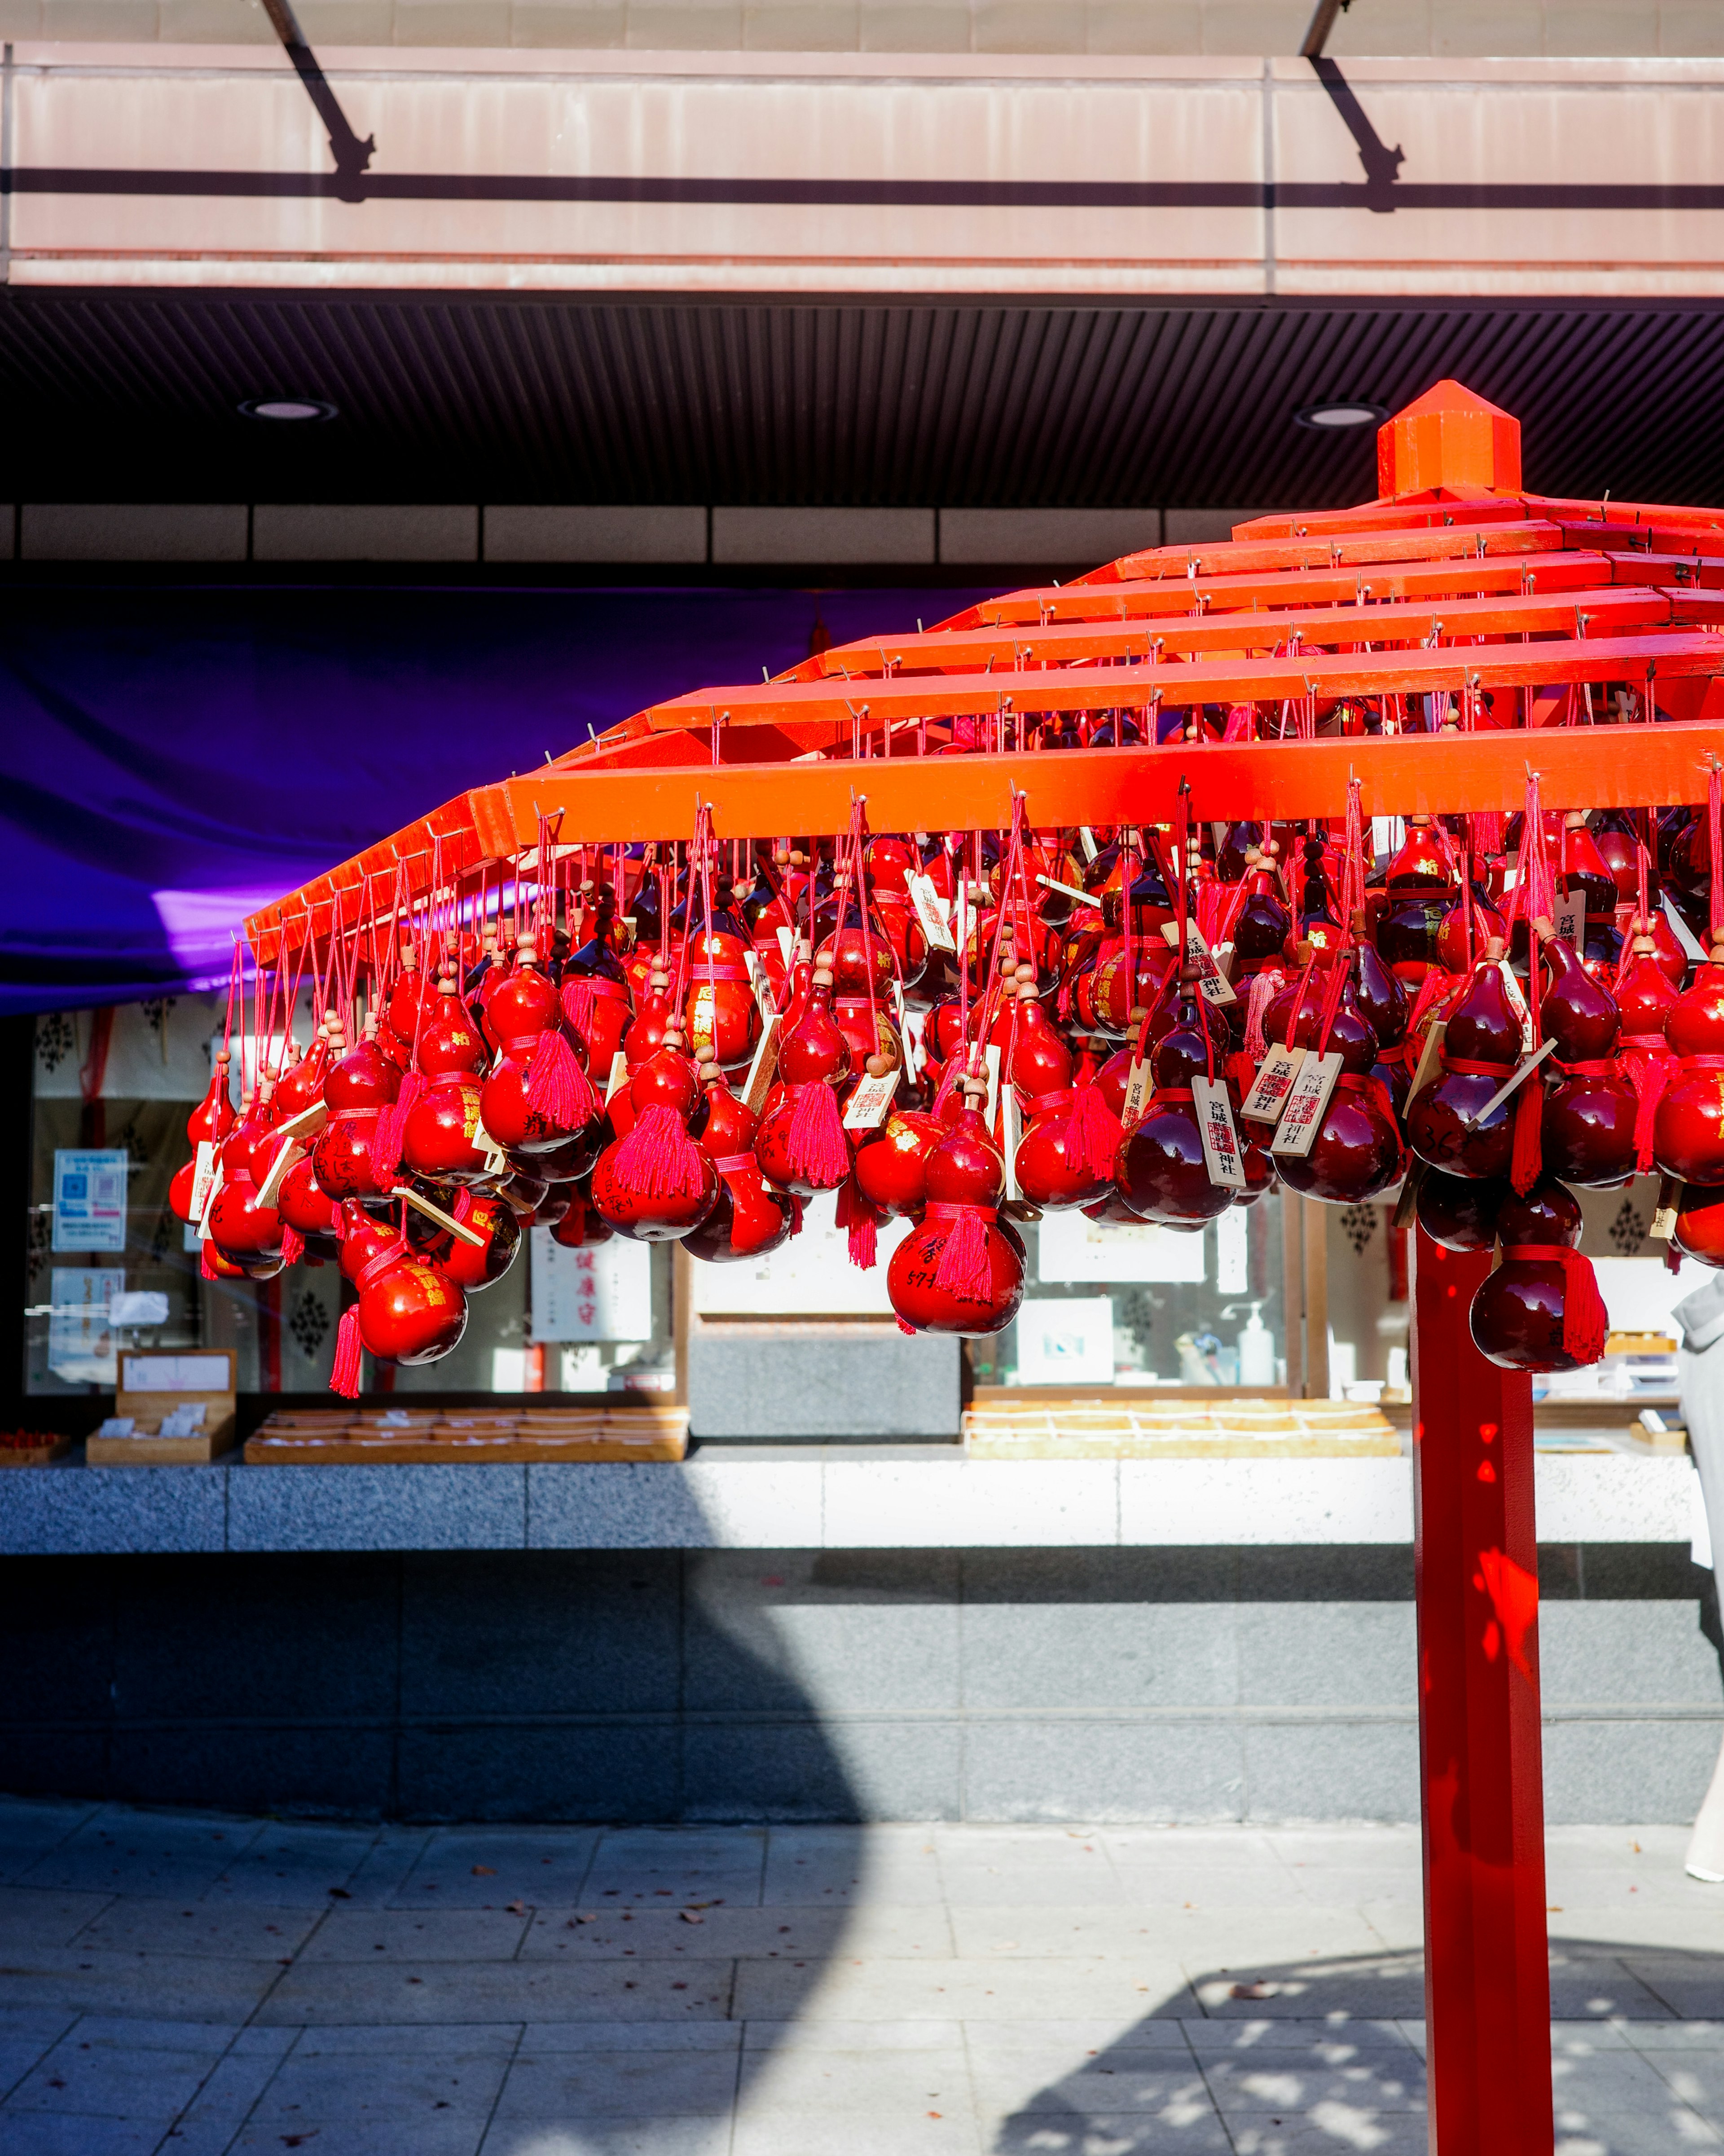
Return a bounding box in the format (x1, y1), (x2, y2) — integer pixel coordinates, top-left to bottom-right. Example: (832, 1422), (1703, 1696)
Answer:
(25, 996), (675, 1401)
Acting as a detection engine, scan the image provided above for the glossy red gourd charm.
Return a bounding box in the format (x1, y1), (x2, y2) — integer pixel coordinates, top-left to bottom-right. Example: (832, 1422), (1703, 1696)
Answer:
(1468, 1180), (1607, 1372)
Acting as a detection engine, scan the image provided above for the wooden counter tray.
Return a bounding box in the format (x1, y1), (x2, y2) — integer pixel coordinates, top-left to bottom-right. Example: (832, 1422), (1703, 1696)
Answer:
(963, 1402), (1402, 1461)
(0, 1434), (75, 1468)
(245, 1407), (688, 1465)
(86, 1350), (238, 1465)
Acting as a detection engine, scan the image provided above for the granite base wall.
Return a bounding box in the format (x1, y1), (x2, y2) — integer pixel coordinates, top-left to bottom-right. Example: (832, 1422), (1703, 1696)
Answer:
(1, 1544), (1717, 1825)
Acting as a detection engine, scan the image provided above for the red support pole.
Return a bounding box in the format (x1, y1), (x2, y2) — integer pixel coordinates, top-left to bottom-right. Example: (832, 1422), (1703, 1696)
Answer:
(1412, 1229), (1554, 2154)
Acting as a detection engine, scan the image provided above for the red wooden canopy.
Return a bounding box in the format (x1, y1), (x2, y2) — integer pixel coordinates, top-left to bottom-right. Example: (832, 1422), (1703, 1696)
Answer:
(246, 378), (1724, 963)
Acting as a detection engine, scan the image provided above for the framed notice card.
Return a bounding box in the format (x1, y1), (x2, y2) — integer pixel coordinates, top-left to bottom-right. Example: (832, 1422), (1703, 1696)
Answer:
(52, 1149), (128, 1253)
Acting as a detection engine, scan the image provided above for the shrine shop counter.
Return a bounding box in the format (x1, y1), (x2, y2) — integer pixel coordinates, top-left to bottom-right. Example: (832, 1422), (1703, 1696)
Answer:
(0, 1438), (1695, 1555)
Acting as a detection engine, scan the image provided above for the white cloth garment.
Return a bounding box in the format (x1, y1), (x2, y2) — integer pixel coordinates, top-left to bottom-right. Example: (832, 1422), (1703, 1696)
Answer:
(1675, 1274), (1724, 1880)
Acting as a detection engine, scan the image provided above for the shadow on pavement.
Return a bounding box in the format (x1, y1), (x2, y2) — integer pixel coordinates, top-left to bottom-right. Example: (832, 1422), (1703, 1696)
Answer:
(991, 1936), (1724, 2156)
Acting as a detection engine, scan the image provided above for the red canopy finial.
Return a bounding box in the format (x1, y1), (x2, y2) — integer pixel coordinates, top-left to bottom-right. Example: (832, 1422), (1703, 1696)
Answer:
(1378, 379), (1522, 501)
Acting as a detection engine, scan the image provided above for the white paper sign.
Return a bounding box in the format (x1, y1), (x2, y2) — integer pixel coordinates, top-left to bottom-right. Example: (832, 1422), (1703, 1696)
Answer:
(1034, 1209), (1207, 1283)
(47, 1267), (124, 1385)
(1240, 1044), (1305, 1125)
(529, 1230), (653, 1343)
(1215, 1204), (1249, 1293)
(1013, 1295), (1115, 1384)
(52, 1148), (128, 1253)
(1271, 1050), (1343, 1158)
(110, 1291), (169, 1327)
(1552, 895), (1584, 949)
(1191, 1076), (1248, 1189)
(122, 1352), (230, 1391)
(687, 1188), (912, 1314)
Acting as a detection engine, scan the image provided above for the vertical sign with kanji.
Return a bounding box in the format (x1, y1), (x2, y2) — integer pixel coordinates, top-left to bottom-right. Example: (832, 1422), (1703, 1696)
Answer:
(528, 1231), (654, 1342)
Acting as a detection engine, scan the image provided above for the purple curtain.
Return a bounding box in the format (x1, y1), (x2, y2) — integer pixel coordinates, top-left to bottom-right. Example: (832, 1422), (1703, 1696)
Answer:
(0, 582), (988, 1014)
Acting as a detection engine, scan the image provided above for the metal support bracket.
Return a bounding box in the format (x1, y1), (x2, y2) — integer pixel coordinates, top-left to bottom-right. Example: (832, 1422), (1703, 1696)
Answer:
(258, 0), (375, 203)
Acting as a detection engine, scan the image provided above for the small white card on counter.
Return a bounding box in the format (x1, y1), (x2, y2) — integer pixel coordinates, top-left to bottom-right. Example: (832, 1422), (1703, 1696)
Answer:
(1271, 1050), (1343, 1157)
(1192, 1075), (1248, 1189)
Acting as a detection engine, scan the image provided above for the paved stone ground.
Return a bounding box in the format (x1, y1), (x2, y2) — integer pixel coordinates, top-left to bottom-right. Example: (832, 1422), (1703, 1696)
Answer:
(0, 1799), (1721, 2153)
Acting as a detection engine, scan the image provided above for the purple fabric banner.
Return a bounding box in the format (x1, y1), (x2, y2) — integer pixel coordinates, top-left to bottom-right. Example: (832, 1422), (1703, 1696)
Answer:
(0, 582), (988, 1014)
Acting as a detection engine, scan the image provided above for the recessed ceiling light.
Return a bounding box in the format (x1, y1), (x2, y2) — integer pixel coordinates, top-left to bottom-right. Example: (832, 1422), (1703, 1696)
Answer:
(239, 397), (337, 422)
(1296, 401), (1389, 430)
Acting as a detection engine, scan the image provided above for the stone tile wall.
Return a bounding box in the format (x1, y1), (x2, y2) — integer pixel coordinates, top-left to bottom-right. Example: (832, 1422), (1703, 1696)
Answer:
(0, 1542), (1717, 1825)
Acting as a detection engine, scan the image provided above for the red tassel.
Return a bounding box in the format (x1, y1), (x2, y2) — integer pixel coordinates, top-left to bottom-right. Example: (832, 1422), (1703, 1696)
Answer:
(1509, 1074), (1543, 1196)
(200, 1240), (218, 1282)
(1223, 701), (1256, 742)
(330, 1303), (363, 1399)
(1622, 1046), (1673, 1175)
(933, 1204), (992, 1302)
(785, 1079), (851, 1190)
(1242, 968), (1279, 1060)
(1560, 1248), (1608, 1364)
(1223, 1049), (1258, 1098)
(279, 1223), (305, 1267)
(526, 1026), (596, 1128)
(1067, 1081), (1124, 1180)
(1404, 964), (1454, 1045)
(789, 1195), (806, 1237)
(835, 1175), (880, 1270)
(897, 1314), (918, 1335)
(561, 977), (597, 1046)
(613, 1103), (708, 1199)
(371, 1070), (422, 1181)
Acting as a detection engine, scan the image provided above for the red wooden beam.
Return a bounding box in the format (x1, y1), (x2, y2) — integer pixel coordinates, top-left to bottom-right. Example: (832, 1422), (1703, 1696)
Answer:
(638, 629), (1721, 735)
